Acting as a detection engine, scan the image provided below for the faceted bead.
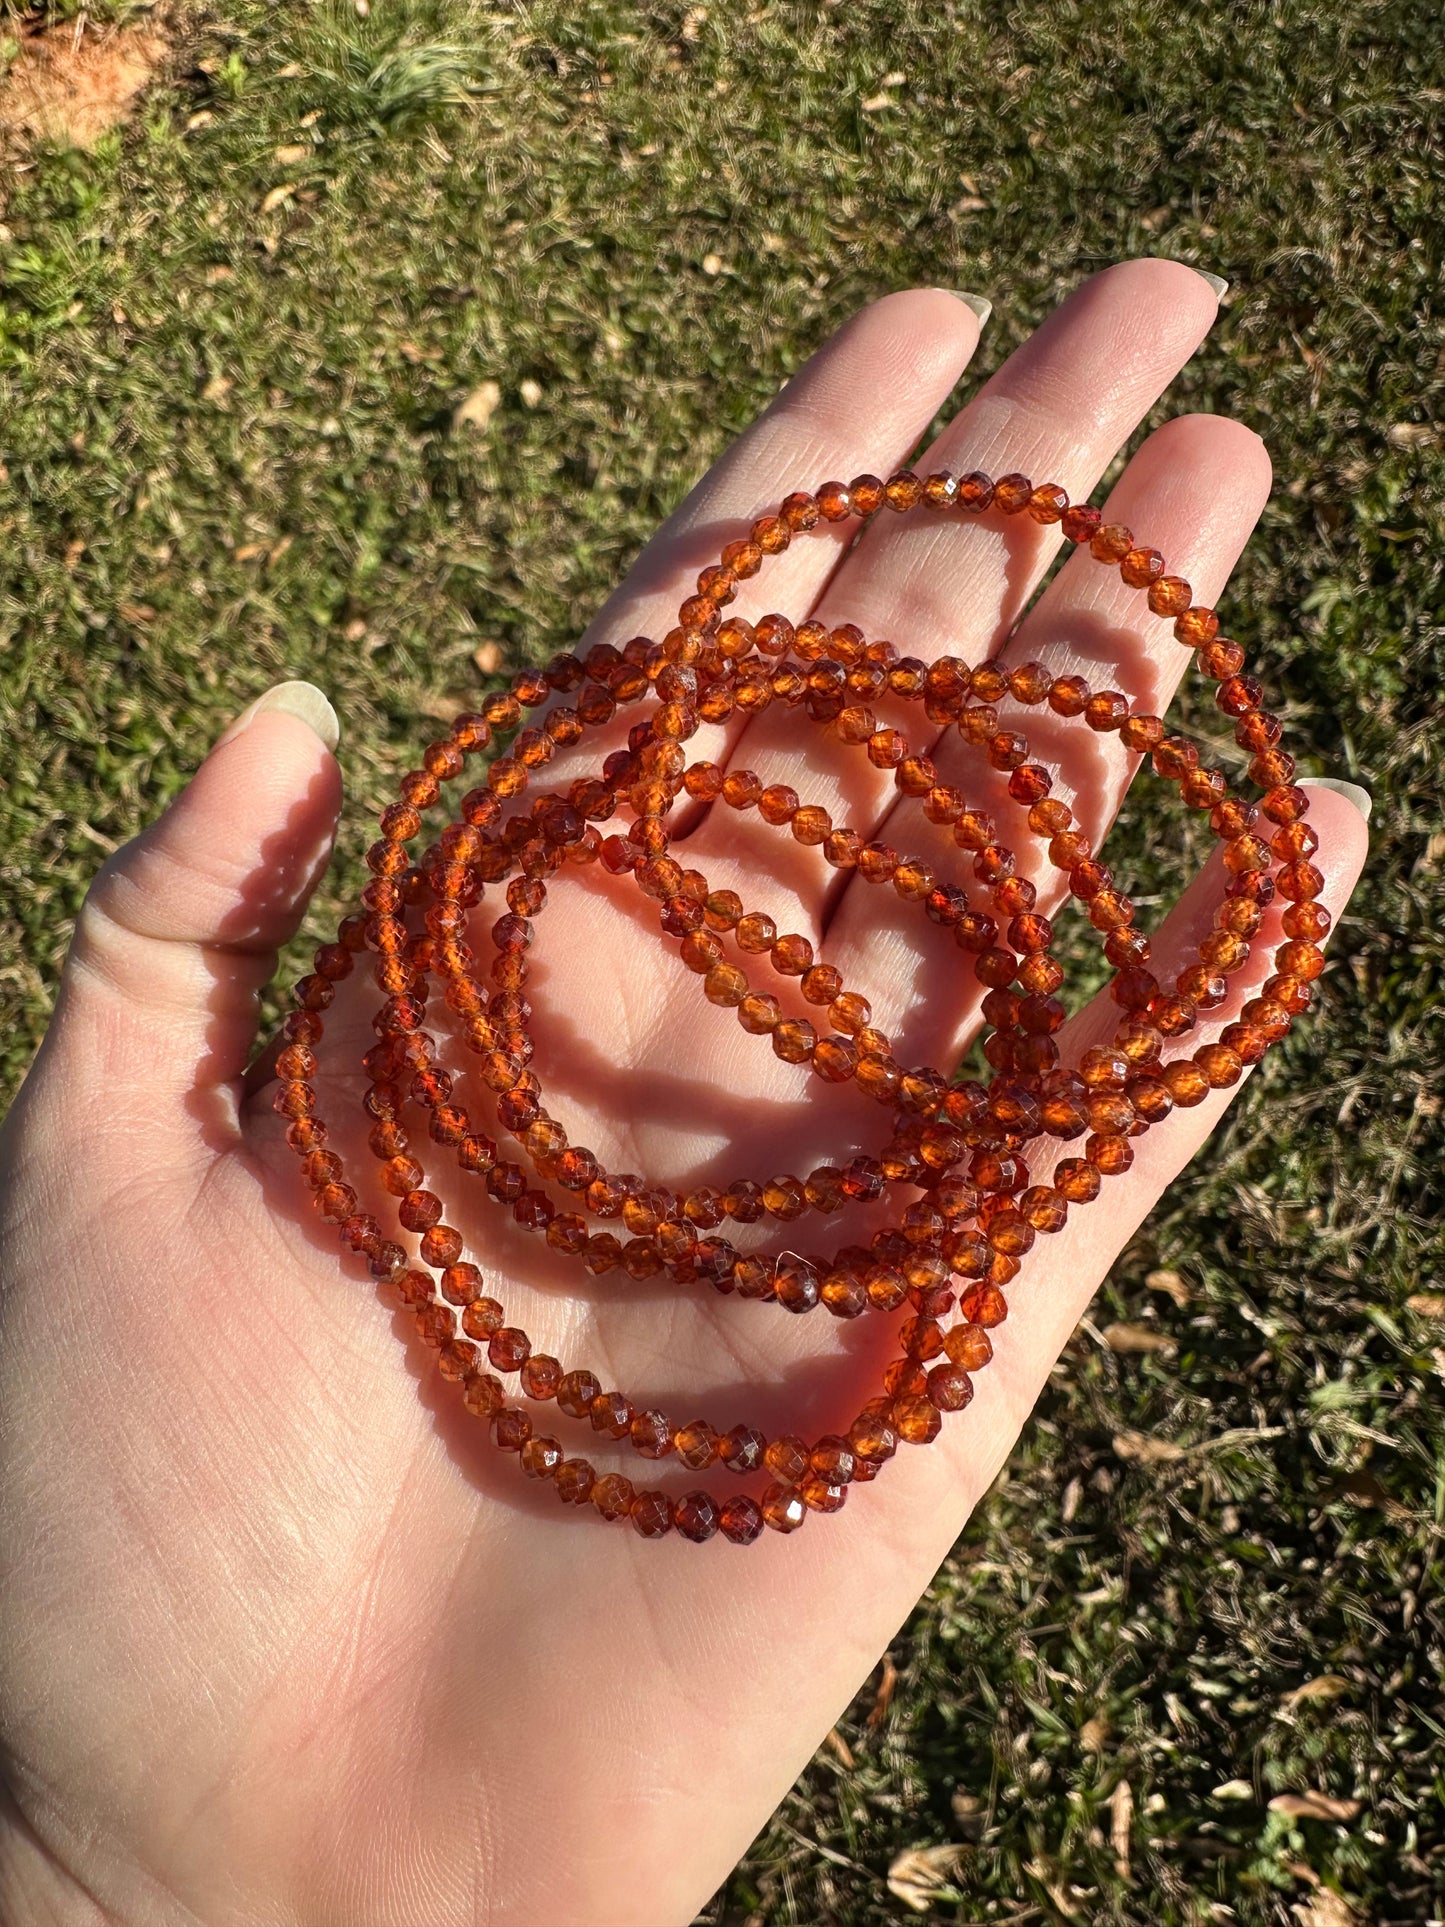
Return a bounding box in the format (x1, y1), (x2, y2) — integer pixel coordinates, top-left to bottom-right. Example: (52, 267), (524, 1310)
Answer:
(993, 472), (1033, 513)
(674, 1491), (720, 1542)
(630, 1491), (673, 1538)
(591, 1473), (635, 1522)
(1277, 860), (1325, 902)
(521, 1353), (562, 1401)
(735, 912), (777, 953)
(675, 1419), (721, 1469)
(1028, 482), (1068, 523)
(462, 1371), (504, 1418)
(773, 1019), (816, 1064)
(721, 1425), (767, 1473)
(630, 1409), (674, 1458)
(487, 1326), (531, 1374)
(521, 1435), (563, 1480)
(764, 1434), (810, 1484)
(704, 964), (749, 1007)
(759, 782), (800, 825)
(761, 1483), (808, 1532)
(720, 1495), (764, 1544)
(927, 1363), (974, 1411)
(943, 1322), (992, 1370)
(554, 1457), (596, 1505)
(556, 1369), (602, 1418)
(491, 1407), (531, 1452)
(810, 1436), (857, 1483)
(1120, 546), (1165, 589)
(590, 1390), (633, 1438)
(1283, 901), (1331, 941)
(849, 473), (885, 516)
(1147, 574), (1192, 615)
(893, 1395), (943, 1444)
(771, 933), (815, 976)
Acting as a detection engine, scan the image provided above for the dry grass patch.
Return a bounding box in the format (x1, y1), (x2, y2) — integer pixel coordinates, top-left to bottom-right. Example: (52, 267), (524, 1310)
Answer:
(1, 13), (168, 148)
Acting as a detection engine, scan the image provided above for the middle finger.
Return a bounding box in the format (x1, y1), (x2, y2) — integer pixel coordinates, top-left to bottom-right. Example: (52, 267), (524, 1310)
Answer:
(682, 259), (1225, 922)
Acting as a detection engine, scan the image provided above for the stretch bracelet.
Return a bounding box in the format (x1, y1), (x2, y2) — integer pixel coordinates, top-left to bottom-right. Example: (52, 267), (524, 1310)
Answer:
(275, 466), (1328, 1544)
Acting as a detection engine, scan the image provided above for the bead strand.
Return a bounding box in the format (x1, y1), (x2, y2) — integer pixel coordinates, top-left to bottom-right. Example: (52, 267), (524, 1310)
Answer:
(276, 468), (1325, 1542)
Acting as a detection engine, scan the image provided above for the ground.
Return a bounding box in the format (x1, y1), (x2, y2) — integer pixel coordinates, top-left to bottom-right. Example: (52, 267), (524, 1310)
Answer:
(0, 3), (1441, 1923)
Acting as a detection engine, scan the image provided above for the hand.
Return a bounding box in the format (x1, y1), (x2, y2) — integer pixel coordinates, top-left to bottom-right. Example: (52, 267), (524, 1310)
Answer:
(0, 259), (1368, 1927)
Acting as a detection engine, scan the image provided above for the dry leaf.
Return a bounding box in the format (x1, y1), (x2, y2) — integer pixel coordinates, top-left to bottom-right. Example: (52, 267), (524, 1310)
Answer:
(1212, 1778), (1254, 1801)
(204, 264), (233, 284)
(886, 1843), (970, 1913)
(274, 143), (310, 164)
(1270, 1791), (1362, 1824)
(260, 183), (297, 214)
(454, 380), (502, 432)
(1108, 1778), (1133, 1879)
(1103, 1322), (1177, 1356)
(1336, 1468), (1412, 1518)
(233, 542), (266, 563)
(473, 640), (503, 674)
(1291, 1890), (1360, 1926)
(1280, 1675), (1350, 1710)
(950, 1789), (984, 1837)
(1386, 421), (1438, 448)
(822, 1726), (855, 1769)
(1407, 1292), (1445, 1317)
(1147, 1267), (1191, 1306)
(1080, 1716), (1110, 1754)
(118, 601), (156, 625)
(201, 374), (232, 403)
(866, 1652), (898, 1728)
(1113, 1430), (1185, 1464)
(519, 378), (543, 408)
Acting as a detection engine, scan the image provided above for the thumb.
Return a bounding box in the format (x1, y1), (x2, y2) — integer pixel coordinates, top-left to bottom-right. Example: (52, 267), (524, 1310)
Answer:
(42, 681), (342, 1135)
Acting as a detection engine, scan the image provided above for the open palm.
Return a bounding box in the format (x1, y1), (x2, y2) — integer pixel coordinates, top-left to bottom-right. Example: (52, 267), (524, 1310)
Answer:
(0, 260), (1368, 1927)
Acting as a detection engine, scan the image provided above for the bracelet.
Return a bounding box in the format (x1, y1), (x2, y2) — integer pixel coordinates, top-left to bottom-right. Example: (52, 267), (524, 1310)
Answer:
(275, 466), (1327, 1544)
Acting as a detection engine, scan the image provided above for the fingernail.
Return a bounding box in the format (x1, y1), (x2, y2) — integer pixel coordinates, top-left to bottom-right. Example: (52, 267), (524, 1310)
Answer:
(218, 680), (340, 754)
(954, 292), (992, 325)
(1298, 776), (1372, 824)
(1195, 270), (1229, 299)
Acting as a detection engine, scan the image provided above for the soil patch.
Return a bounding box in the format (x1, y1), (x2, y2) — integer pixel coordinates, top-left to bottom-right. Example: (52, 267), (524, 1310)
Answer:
(1, 13), (169, 149)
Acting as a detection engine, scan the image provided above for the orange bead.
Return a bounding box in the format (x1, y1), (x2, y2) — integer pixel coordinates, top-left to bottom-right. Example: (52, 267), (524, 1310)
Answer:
(761, 1483), (808, 1532)
(591, 1473), (635, 1521)
(720, 1496), (763, 1544)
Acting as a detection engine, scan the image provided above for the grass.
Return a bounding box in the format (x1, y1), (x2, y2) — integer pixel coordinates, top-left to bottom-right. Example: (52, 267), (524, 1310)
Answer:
(1, 1), (1442, 1921)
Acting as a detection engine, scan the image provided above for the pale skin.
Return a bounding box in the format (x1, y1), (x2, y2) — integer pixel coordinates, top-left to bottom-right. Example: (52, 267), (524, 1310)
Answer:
(0, 259), (1369, 1927)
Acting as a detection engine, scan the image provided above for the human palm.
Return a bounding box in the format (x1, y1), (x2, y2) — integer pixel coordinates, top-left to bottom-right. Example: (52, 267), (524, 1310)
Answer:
(0, 261), (1368, 1927)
